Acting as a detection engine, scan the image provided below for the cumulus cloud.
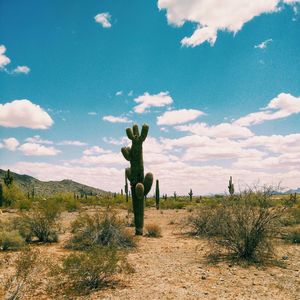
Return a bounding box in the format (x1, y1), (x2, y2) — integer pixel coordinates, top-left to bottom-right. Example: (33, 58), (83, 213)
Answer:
(94, 12), (112, 28)
(175, 122), (254, 139)
(83, 146), (111, 156)
(254, 38), (273, 49)
(116, 91), (123, 96)
(157, 109), (204, 125)
(57, 140), (87, 146)
(0, 45), (11, 69)
(133, 92), (173, 113)
(11, 65), (30, 74)
(19, 143), (60, 156)
(0, 99), (53, 129)
(1, 137), (20, 151)
(157, 0), (285, 47)
(103, 115), (131, 123)
(234, 93), (300, 126)
(25, 135), (53, 145)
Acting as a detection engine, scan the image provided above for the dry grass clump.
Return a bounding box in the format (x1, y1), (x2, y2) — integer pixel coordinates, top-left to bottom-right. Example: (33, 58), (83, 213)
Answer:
(67, 209), (135, 250)
(0, 230), (25, 251)
(145, 224), (162, 238)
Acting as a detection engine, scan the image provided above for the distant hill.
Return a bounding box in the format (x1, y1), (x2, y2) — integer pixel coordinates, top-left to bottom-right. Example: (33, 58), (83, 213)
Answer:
(0, 169), (109, 197)
(286, 188), (300, 194)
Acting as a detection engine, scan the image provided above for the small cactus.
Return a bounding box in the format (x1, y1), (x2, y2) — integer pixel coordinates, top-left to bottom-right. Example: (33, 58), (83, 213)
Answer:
(174, 192), (177, 201)
(121, 124), (153, 235)
(228, 176), (234, 195)
(155, 179), (160, 210)
(0, 183), (3, 207)
(124, 171), (129, 202)
(188, 189), (193, 202)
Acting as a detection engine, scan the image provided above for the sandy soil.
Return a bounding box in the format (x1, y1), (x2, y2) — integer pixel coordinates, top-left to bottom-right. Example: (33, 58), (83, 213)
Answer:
(0, 208), (299, 300)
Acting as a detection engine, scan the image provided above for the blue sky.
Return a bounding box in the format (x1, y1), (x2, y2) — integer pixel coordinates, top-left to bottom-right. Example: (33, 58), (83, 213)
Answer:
(1, 0), (300, 194)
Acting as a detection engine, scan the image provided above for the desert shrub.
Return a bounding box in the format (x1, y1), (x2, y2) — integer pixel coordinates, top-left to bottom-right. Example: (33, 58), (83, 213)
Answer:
(145, 224), (162, 238)
(16, 197), (32, 211)
(13, 206), (60, 243)
(160, 199), (185, 210)
(0, 230), (25, 251)
(190, 186), (284, 262)
(61, 246), (127, 292)
(67, 209), (135, 250)
(283, 229), (300, 244)
(4, 247), (43, 299)
(2, 184), (26, 207)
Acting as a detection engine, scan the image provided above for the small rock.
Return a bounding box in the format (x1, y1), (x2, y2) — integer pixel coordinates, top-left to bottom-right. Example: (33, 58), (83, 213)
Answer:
(282, 255), (289, 260)
(201, 275), (207, 280)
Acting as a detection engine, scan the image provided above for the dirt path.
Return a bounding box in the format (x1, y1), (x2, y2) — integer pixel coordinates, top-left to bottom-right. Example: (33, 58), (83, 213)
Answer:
(90, 209), (300, 300)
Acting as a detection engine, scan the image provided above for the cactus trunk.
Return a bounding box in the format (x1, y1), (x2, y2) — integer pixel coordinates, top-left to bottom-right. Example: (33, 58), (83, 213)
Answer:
(121, 124), (153, 235)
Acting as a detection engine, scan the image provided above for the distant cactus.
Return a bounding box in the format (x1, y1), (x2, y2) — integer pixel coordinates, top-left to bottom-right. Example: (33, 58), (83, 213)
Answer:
(188, 189), (193, 202)
(174, 192), (177, 201)
(0, 183), (3, 206)
(124, 171), (129, 202)
(290, 192), (297, 204)
(164, 194), (167, 200)
(121, 124), (153, 235)
(3, 169), (13, 187)
(228, 176), (234, 195)
(155, 179), (160, 210)
(31, 186), (35, 199)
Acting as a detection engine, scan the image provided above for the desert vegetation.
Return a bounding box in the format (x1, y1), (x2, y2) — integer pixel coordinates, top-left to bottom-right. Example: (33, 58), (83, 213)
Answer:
(0, 132), (300, 299)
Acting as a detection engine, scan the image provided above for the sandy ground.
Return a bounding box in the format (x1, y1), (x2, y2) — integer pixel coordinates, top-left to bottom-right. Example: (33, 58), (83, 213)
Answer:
(1, 208), (300, 300)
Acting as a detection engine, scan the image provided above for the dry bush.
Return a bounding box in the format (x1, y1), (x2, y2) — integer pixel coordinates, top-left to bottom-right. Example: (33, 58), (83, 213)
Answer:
(13, 206), (60, 243)
(189, 186), (284, 262)
(67, 209), (135, 250)
(145, 224), (162, 238)
(283, 228), (300, 244)
(4, 247), (46, 300)
(0, 230), (25, 251)
(60, 246), (132, 293)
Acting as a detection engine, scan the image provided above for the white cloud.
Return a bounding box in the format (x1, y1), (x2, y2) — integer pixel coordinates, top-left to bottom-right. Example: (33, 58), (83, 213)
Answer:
(1, 137), (20, 151)
(133, 92), (173, 113)
(175, 122), (253, 139)
(254, 38), (273, 49)
(83, 146), (111, 156)
(103, 115), (131, 123)
(0, 99), (53, 129)
(79, 153), (125, 166)
(234, 93), (300, 126)
(116, 91), (123, 96)
(11, 65), (30, 74)
(157, 0), (281, 47)
(25, 135), (53, 145)
(19, 143), (60, 156)
(94, 12), (112, 28)
(157, 109), (204, 125)
(88, 112), (97, 116)
(0, 45), (11, 69)
(103, 137), (129, 145)
(57, 140), (87, 146)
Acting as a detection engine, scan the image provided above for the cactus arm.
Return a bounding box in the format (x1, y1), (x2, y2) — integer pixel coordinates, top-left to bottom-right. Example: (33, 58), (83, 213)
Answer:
(140, 124), (149, 142)
(121, 147), (131, 161)
(126, 128), (134, 140)
(143, 172), (153, 196)
(133, 124), (140, 137)
(125, 168), (132, 182)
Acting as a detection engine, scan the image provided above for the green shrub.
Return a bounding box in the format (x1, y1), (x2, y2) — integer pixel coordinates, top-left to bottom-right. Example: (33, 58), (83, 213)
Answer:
(14, 206), (60, 243)
(284, 229), (300, 244)
(0, 230), (25, 251)
(160, 199), (185, 210)
(67, 209), (135, 250)
(145, 224), (162, 238)
(61, 246), (127, 292)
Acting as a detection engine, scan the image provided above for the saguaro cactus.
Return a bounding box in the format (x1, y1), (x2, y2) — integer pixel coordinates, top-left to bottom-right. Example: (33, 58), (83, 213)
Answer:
(228, 176), (234, 195)
(174, 191), (177, 201)
(3, 169), (13, 187)
(155, 179), (160, 210)
(124, 171), (129, 202)
(188, 189), (193, 202)
(121, 124), (153, 235)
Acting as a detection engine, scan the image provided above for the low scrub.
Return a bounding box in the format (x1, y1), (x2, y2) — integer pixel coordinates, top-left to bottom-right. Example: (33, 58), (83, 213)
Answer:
(145, 224), (162, 238)
(160, 199), (185, 210)
(283, 229), (300, 244)
(14, 205), (60, 243)
(67, 209), (135, 250)
(61, 246), (130, 293)
(189, 186), (284, 262)
(0, 230), (25, 251)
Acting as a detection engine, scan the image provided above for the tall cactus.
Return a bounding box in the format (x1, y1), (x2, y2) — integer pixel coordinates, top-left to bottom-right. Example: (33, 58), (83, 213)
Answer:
(188, 188), (193, 202)
(3, 169), (13, 187)
(121, 124), (153, 235)
(155, 179), (160, 210)
(174, 191), (177, 201)
(228, 176), (234, 195)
